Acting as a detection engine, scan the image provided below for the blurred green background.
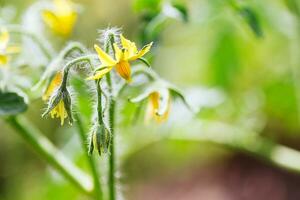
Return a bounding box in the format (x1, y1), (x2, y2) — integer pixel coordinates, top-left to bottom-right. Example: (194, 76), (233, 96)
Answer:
(2, 0), (300, 199)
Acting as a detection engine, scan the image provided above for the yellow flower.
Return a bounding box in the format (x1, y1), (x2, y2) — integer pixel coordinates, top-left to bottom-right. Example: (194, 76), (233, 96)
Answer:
(42, 0), (77, 37)
(42, 71), (67, 125)
(42, 71), (63, 101)
(87, 34), (153, 82)
(0, 28), (20, 67)
(49, 99), (68, 125)
(145, 91), (171, 123)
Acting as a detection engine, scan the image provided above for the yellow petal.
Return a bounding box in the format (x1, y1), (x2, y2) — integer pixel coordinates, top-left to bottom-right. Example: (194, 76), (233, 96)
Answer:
(120, 34), (138, 57)
(86, 67), (113, 80)
(0, 54), (8, 66)
(6, 45), (21, 54)
(50, 100), (67, 125)
(42, 9), (76, 36)
(0, 28), (9, 50)
(116, 61), (131, 82)
(94, 44), (117, 66)
(113, 43), (122, 61)
(42, 10), (61, 32)
(145, 92), (170, 123)
(43, 72), (63, 101)
(129, 42), (153, 61)
(59, 100), (66, 125)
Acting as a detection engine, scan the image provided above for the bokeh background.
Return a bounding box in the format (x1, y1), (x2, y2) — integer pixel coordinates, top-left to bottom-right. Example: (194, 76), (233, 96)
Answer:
(1, 0), (300, 199)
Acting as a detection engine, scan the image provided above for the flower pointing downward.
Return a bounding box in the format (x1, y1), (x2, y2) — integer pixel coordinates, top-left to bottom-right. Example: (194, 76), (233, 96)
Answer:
(87, 34), (153, 82)
(42, 71), (73, 125)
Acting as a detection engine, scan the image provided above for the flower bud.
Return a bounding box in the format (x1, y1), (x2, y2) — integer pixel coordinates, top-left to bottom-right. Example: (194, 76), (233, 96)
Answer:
(88, 123), (111, 156)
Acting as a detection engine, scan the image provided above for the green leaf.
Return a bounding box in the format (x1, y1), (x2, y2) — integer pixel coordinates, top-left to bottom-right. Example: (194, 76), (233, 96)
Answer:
(208, 30), (240, 89)
(239, 7), (263, 38)
(172, 3), (188, 22)
(0, 91), (27, 116)
(133, 0), (162, 13)
(285, 0), (300, 17)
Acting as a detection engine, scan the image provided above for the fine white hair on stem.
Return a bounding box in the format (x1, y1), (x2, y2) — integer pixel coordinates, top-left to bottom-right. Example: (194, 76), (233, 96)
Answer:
(97, 26), (122, 53)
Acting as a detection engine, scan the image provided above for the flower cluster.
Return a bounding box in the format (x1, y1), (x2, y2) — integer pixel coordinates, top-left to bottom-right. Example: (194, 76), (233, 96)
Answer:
(40, 28), (190, 155)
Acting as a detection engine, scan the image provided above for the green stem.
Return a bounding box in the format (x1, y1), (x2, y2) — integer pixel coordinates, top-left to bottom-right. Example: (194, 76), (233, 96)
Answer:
(6, 116), (94, 195)
(61, 55), (97, 87)
(7, 25), (54, 61)
(74, 114), (103, 200)
(106, 34), (116, 200)
(108, 95), (116, 200)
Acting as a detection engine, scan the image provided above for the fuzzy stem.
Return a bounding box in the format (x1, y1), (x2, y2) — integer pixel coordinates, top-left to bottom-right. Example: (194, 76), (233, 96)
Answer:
(61, 55), (97, 88)
(74, 114), (103, 200)
(96, 80), (104, 124)
(108, 91), (116, 200)
(6, 25), (54, 61)
(6, 116), (94, 195)
(106, 34), (116, 200)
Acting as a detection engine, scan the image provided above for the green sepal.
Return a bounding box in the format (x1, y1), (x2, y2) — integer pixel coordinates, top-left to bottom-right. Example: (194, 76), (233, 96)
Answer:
(138, 57), (151, 68)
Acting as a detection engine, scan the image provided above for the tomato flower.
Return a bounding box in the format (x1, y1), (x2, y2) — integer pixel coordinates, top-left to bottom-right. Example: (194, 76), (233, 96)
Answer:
(87, 34), (153, 82)
(42, 0), (77, 37)
(145, 91), (171, 123)
(42, 71), (71, 125)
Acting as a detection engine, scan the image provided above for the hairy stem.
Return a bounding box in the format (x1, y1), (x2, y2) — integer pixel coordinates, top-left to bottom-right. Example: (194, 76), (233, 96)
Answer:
(74, 114), (103, 200)
(106, 34), (116, 200)
(6, 116), (94, 195)
(108, 96), (116, 200)
(7, 25), (54, 60)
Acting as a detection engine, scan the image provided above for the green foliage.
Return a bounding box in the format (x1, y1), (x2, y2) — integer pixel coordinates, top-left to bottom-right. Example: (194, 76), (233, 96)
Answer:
(133, 0), (162, 14)
(208, 29), (240, 89)
(285, 0), (300, 17)
(238, 6), (263, 38)
(0, 91), (27, 116)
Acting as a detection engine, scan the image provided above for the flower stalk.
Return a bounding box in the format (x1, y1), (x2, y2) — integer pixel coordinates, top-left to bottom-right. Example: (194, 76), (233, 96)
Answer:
(6, 25), (54, 61)
(74, 114), (103, 200)
(106, 34), (116, 200)
(6, 115), (94, 195)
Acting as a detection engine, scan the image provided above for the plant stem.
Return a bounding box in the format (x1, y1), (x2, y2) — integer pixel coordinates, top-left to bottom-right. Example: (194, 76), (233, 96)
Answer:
(74, 114), (103, 200)
(105, 34), (116, 200)
(6, 116), (94, 195)
(106, 72), (116, 200)
(108, 93), (116, 200)
(7, 25), (54, 61)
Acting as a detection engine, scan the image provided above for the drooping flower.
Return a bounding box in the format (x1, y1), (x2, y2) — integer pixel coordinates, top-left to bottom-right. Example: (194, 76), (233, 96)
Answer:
(49, 98), (68, 125)
(42, 0), (77, 37)
(0, 28), (20, 67)
(42, 71), (63, 101)
(42, 71), (72, 125)
(87, 34), (153, 82)
(145, 91), (171, 123)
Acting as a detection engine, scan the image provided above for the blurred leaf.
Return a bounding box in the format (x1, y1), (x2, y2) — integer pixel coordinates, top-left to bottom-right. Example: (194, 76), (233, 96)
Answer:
(162, 3), (188, 22)
(133, 0), (162, 13)
(144, 14), (167, 41)
(239, 7), (263, 38)
(171, 3), (188, 22)
(264, 79), (299, 131)
(208, 30), (240, 89)
(285, 0), (300, 17)
(0, 91), (27, 116)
